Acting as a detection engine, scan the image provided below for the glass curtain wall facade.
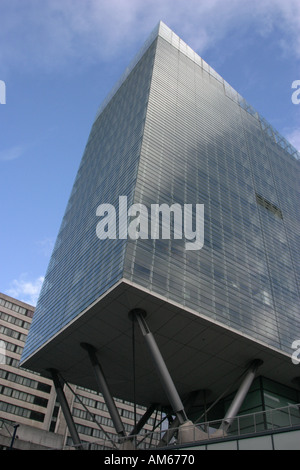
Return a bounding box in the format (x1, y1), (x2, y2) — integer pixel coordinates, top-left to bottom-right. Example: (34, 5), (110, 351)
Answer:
(21, 39), (157, 362)
(123, 25), (299, 354)
(22, 22), (299, 366)
(187, 376), (300, 432)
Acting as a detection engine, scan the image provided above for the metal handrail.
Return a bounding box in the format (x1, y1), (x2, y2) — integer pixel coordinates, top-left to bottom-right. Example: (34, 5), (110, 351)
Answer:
(62, 402), (300, 450)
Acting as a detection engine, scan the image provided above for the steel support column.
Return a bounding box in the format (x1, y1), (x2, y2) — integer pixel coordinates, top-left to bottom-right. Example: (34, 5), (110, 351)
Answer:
(220, 359), (263, 432)
(129, 403), (157, 437)
(81, 343), (127, 438)
(158, 390), (202, 447)
(130, 309), (188, 425)
(48, 368), (83, 450)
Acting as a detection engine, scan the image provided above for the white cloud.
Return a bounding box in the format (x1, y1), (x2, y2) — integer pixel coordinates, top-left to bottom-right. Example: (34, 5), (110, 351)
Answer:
(7, 275), (44, 306)
(0, 0), (299, 72)
(36, 237), (55, 258)
(0, 145), (25, 162)
(285, 128), (300, 152)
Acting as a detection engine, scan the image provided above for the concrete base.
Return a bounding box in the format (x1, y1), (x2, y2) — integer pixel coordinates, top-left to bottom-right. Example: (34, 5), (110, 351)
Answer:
(119, 439), (136, 450)
(0, 423), (64, 450)
(178, 420), (208, 444)
(211, 428), (227, 439)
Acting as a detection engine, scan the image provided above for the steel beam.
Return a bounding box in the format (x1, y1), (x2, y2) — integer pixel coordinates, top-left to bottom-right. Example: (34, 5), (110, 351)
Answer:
(48, 368), (83, 450)
(220, 359), (263, 432)
(129, 403), (157, 437)
(81, 343), (127, 438)
(130, 309), (188, 425)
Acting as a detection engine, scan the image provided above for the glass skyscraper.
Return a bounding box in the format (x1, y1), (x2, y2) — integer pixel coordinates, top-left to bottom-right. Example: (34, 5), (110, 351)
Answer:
(21, 22), (300, 441)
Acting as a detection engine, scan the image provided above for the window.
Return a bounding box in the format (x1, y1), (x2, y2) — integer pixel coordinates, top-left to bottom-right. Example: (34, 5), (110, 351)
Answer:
(0, 401), (45, 422)
(0, 325), (27, 342)
(0, 298), (29, 316)
(256, 193), (283, 219)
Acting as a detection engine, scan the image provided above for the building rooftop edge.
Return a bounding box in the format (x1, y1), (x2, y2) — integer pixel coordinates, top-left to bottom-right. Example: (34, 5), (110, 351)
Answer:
(0, 291), (35, 310)
(94, 21), (299, 161)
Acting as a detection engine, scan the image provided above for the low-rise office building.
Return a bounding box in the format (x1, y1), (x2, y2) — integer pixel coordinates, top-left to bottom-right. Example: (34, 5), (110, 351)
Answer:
(0, 293), (157, 449)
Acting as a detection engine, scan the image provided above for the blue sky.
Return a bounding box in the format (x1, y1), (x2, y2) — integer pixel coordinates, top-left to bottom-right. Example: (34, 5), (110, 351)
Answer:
(0, 0), (299, 305)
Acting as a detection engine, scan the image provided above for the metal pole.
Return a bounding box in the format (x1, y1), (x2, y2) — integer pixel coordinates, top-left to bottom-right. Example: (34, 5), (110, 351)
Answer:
(58, 372), (118, 449)
(81, 343), (127, 437)
(9, 424), (19, 450)
(130, 403), (157, 436)
(130, 309), (188, 425)
(220, 359), (263, 432)
(158, 390), (201, 447)
(48, 368), (83, 450)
